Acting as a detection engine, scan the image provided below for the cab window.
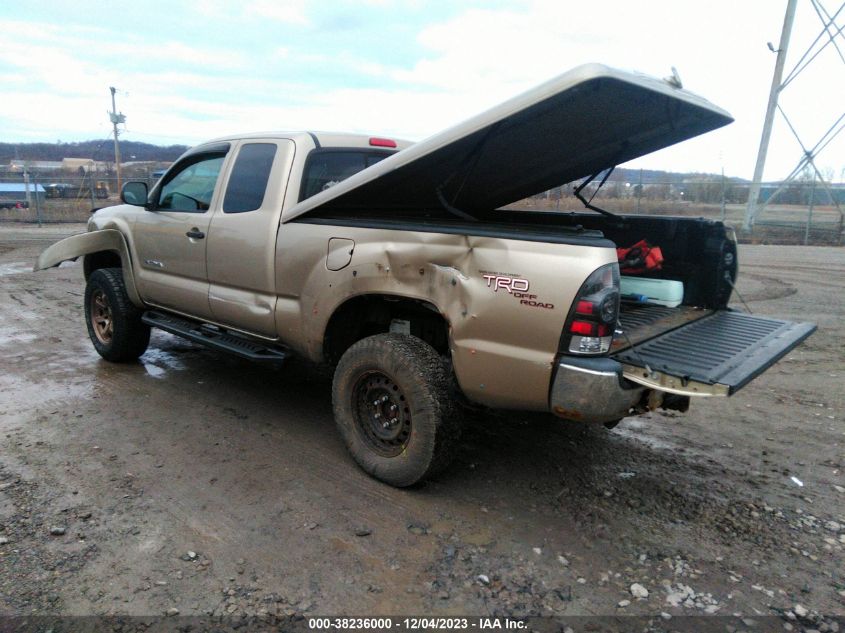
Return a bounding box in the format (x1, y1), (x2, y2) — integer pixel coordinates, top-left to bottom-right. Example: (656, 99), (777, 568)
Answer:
(223, 143), (278, 213)
(300, 149), (394, 201)
(158, 154), (225, 212)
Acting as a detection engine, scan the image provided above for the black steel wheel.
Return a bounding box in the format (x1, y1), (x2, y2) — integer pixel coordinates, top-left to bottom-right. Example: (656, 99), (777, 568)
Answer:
(352, 371), (413, 457)
(332, 333), (462, 487)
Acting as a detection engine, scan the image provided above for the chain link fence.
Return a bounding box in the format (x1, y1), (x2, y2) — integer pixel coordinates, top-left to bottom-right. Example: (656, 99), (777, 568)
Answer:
(1, 170), (843, 245)
(0, 170), (162, 225)
(517, 179), (845, 246)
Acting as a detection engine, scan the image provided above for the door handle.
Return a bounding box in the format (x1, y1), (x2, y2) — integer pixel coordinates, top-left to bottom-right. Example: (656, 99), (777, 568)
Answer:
(186, 228), (205, 239)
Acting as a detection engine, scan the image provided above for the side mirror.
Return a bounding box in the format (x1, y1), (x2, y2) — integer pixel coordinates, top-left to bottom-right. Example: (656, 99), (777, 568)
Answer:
(121, 181), (149, 206)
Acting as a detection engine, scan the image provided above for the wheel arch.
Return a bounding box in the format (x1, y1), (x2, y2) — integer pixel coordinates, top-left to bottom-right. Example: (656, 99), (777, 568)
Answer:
(35, 229), (143, 307)
(322, 293), (451, 365)
(83, 250), (122, 279)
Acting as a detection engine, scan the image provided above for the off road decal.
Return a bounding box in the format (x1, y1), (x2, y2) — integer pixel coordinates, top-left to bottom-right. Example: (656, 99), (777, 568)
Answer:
(480, 273), (554, 309)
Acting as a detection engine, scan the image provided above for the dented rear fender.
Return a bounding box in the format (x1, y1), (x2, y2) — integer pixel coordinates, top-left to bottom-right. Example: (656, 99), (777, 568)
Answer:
(275, 222), (615, 410)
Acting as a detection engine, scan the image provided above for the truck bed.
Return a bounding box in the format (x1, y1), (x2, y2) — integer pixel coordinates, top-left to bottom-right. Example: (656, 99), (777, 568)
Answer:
(612, 303), (712, 353)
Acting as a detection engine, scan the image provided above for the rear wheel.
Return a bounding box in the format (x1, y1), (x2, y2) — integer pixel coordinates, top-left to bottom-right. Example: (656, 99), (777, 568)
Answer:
(84, 268), (150, 362)
(332, 333), (462, 487)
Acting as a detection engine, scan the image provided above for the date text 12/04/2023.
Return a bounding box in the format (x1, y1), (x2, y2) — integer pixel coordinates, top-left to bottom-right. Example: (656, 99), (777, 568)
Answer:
(307, 617), (528, 630)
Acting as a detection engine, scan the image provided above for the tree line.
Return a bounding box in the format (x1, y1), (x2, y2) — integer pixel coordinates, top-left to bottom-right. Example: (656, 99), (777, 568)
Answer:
(0, 140), (188, 163)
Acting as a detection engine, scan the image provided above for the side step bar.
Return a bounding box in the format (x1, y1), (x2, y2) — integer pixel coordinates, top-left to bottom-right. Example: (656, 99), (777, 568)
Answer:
(142, 310), (288, 364)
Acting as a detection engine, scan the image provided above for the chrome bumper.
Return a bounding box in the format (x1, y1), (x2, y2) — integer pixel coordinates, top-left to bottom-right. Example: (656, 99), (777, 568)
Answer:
(550, 356), (645, 423)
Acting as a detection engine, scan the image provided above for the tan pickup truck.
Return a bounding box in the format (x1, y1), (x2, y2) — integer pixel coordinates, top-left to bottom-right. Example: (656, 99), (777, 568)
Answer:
(37, 64), (815, 487)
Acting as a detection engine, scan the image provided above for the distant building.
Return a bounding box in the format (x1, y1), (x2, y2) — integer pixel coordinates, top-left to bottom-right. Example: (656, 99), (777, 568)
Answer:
(6, 158), (111, 174)
(62, 158), (110, 173)
(121, 161), (173, 181)
(7, 160), (64, 172)
(760, 182), (845, 206)
(0, 183), (46, 206)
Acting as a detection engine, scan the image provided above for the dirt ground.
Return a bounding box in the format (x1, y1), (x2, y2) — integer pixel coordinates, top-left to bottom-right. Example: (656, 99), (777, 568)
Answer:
(0, 223), (843, 629)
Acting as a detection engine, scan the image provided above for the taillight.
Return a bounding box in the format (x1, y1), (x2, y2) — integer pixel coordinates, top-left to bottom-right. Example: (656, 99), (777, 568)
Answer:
(561, 263), (620, 355)
(575, 300), (594, 315)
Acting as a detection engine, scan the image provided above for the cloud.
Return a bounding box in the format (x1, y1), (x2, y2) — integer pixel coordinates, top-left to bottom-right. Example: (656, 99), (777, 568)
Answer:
(0, 20), (247, 74)
(246, 0), (309, 25)
(378, 0), (844, 178)
(2, 1), (842, 180)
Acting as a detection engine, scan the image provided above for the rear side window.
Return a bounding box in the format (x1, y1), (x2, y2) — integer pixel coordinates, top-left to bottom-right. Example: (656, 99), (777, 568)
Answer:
(223, 143), (278, 213)
(301, 150), (393, 201)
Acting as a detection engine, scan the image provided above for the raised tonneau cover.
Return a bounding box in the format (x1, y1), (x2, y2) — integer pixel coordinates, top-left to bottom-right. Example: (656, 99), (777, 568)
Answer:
(284, 63), (733, 222)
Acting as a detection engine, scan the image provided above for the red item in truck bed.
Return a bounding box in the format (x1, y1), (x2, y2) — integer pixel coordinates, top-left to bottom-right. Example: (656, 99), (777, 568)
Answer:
(617, 240), (664, 274)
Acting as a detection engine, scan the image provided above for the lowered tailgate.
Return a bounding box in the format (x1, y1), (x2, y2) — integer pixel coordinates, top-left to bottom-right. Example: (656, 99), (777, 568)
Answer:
(613, 311), (816, 396)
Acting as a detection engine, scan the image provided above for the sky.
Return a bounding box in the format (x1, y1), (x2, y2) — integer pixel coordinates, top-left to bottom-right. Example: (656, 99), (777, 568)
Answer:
(1, 0), (843, 181)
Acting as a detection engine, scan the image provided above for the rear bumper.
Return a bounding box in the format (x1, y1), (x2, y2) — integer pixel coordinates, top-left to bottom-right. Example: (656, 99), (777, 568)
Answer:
(550, 356), (645, 424)
(550, 312), (816, 424)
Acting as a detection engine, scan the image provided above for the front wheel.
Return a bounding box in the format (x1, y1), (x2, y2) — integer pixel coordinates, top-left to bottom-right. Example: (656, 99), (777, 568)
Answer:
(332, 334), (462, 487)
(84, 268), (150, 362)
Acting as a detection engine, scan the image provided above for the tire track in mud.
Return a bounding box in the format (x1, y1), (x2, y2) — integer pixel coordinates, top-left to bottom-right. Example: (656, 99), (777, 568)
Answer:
(4, 360), (446, 613)
(736, 273), (798, 302)
(0, 267), (99, 421)
(2, 307), (448, 606)
(454, 411), (800, 548)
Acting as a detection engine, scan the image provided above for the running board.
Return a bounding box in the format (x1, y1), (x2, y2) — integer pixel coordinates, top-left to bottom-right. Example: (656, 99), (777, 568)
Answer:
(142, 310), (288, 363)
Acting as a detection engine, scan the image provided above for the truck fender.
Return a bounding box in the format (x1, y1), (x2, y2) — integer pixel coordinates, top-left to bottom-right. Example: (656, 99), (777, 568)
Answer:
(34, 229), (143, 306)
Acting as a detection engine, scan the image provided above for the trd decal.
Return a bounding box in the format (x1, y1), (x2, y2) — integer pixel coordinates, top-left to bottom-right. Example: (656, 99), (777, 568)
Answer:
(482, 274), (529, 294)
(481, 274), (554, 309)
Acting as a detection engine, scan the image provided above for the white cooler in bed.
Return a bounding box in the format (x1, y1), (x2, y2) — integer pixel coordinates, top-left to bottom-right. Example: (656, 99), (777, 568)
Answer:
(620, 276), (684, 308)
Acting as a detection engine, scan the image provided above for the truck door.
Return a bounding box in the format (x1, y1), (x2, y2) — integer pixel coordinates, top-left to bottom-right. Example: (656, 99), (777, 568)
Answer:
(206, 139), (295, 337)
(133, 145), (230, 320)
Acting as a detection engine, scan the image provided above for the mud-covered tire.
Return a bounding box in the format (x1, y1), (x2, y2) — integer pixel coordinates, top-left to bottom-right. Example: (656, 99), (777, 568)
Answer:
(84, 268), (150, 362)
(332, 333), (462, 487)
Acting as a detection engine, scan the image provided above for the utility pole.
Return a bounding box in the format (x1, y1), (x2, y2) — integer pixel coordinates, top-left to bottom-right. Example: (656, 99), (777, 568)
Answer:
(109, 87), (126, 194)
(636, 168), (643, 214)
(23, 167), (31, 208)
(744, 0), (798, 231)
(804, 173), (817, 245)
(89, 161), (97, 208)
(33, 172), (42, 228)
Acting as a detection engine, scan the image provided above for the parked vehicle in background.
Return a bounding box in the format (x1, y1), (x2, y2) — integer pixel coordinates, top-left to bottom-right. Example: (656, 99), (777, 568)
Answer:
(45, 182), (110, 200)
(0, 183), (42, 209)
(91, 182), (110, 199)
(0, 201), (30, 210)
(45, 183), (76, 199)
(35, 64), (815, 487)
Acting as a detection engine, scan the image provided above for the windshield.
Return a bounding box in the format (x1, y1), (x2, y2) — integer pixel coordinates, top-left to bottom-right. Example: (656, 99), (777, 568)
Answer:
(300, 149), (394, 201)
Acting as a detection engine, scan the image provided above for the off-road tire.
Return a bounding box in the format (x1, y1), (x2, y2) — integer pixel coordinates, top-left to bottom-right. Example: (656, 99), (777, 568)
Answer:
(84, 268), (150, 362)
(332, 333), (462, 487)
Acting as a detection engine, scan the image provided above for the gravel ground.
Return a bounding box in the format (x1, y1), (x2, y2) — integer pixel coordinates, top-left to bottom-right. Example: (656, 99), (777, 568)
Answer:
(0, 224), (843, 630)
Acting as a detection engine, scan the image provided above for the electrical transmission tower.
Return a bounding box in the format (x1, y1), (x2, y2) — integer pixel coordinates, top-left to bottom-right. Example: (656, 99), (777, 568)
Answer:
(744, 0), (845, 232)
